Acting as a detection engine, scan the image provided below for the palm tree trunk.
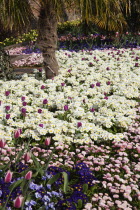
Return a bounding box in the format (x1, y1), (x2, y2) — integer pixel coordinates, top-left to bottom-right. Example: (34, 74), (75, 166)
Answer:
(37, 0), (59, 79)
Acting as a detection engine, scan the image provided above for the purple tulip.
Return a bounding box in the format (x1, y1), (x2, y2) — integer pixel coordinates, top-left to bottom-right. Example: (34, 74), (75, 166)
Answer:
(39, 68), (42, 72)
(96, 82), (101, 87)
(64, 105), (69, 111)
(90, 84), (95, 88)
(77, 122), (82, 128)
(104, 96), (108, 100)
(68, 69), (71, 73)
(6, 114), (10, 119)
(104, 92), (107, 96)
(38, 109), (42, 113)
(22, 102), (27, 106)
(106, 67), (110, 70)
(41, 85), (45, 89)
(61, 83), (65, 86)
(43, 99), (48, 105)
(39, 124), (43, 128)
(5, 106), (10, 111)
(68, 97), (72, 100)
(21, 108), (26, 113)
(21, 96), (26, 101)
(135, 63), (139, 67)
(90, 108), (95, 112)
(5, 91), (10, 96)
(106, 81), (111, 85)
(89, 62), (93, 67)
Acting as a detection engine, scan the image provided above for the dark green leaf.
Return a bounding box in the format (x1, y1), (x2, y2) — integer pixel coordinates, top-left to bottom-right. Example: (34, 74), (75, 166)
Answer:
(44, 150), (54, 171)
(77, 199), (83, 208)
(9, 179), (23, 191)
(15, 149), (25, 163)
(83, 183), (88, 192)
(31, 153), (40, 169)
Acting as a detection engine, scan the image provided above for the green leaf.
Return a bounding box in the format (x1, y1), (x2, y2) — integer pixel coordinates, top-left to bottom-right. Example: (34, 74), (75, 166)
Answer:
(0, 162), (11, 171)
(38, 207), (46, 210)
(44, 150), (54, 171)
(9, 179), (23, 191)
(15, 149), (25, 163)
(20, 179), (27, 192)
(77, 199), (83, 208)
(83, 183), (88, 192)
(61, 172), (69, 194)
(47, 173), (60, 185)
(31, 153), (40, 169)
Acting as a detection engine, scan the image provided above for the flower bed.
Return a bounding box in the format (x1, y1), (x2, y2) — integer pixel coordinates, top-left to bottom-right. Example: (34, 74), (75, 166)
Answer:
(0, 47), (140, 209)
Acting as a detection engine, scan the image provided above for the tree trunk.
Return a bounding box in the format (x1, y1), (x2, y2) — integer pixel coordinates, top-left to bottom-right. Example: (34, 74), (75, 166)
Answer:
(37, 0), (59, 79)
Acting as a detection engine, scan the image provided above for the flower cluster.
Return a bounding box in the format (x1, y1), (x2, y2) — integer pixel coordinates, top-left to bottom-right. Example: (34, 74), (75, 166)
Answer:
(0, 48), (139, 146)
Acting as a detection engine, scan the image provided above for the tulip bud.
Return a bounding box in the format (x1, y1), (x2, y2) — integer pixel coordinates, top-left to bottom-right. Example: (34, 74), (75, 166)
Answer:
(64, 105), (68, 111)
(96, 82), (101, 87)
(77, 122), (82, 128)
(14, 130), (21, 138)
(5, 106), (10, 111)
(13, 195), (24, 208)
(41, 85), (45, 89)
(4, 170), (13, 183)
(24, 152), (31, 162)
(25, 171), (32, 180)
(38, 109), (42, 113)
(6, 114), (10, 119)
(0, 139), (6, 148)
(90, 84), (95, 88)
(5, 91), (10, 96)
(21, 96), (26, 101)
(43, 99), (48, 105)
(45, 138), (51, 146)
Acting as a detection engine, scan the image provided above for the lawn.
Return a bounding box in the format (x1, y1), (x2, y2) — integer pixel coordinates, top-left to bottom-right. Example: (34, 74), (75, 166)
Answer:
(0, 47), (140, 209)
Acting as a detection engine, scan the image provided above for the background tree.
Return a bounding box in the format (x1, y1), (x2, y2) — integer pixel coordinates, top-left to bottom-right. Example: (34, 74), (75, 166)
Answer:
(0, 0), (131, 79)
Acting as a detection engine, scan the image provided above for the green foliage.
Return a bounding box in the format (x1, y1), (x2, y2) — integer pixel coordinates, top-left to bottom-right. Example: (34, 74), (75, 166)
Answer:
(0, 46), (15, 80)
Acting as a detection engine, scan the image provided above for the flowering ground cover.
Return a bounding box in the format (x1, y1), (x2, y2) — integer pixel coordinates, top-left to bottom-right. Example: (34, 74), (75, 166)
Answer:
(0, 47), (140, 209)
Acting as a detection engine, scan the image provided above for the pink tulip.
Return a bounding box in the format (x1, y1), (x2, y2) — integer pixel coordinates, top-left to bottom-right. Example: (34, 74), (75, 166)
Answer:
(45, 138), (51, 146)
(14, 130), (21, 138)
(24, 152), (31, 162)
(13, 195), (24, 208)
(25, 171), (32, 180)
(0, 139), (6, 148)
(4, 170), (13, 183)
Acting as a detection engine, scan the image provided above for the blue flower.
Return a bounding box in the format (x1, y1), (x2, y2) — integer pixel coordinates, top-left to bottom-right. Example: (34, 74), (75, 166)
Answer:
(51, 191), (59, 197)
(46, 184), (51, 190)
(25, 200), (37, 206)
(0, 190), (2, 197)
(42, 195), (50, 202)
(35, 192), (42, 198)
(29, 182), (43, 190)
(25, 207), (32, 210)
